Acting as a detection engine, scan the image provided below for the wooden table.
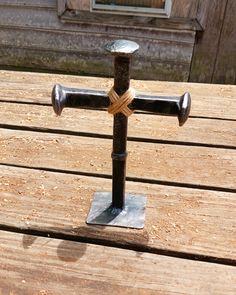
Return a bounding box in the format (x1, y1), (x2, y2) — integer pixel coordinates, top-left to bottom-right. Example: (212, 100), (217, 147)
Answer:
(0, 70), (235, 294)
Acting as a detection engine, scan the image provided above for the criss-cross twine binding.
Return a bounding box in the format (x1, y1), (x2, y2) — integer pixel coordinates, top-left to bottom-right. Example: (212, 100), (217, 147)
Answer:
(108, 87), (135, 117)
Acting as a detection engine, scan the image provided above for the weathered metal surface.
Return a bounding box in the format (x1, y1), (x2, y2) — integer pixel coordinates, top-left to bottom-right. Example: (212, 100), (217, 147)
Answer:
(86, 192), (146, 229)
(105, 39), (139, 56)
(108, 40), (133, 210)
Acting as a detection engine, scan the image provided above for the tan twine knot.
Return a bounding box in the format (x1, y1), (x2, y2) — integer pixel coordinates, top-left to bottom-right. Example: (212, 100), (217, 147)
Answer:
(108, 87), (135, 117)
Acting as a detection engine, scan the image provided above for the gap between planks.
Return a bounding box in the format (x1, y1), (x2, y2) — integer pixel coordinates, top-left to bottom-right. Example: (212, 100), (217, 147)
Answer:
(0, 164), (235, 263)
(0, 102), (235, 148)
(0, 128), (235, 191)
(0, 231), (235, 295)
(1, 122), (236, 150)
(0, 70), (236, 120)
(1, 162), (236, 194)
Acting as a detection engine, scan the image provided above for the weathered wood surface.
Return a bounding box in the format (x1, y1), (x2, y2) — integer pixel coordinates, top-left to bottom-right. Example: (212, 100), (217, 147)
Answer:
(0, 6), (195, 41)
(66, 0), (201, 19)
(0, 26), (192, 63)
(0, 0), (56, 8)
(212, 0), (236, 84)
(171, 0), (199, 18)
(1, 231), (235, 295)
(190, 0), (228, 83)
(0, 71), (235, 119)
(67, 0), (90, 11)
(0, 128), (235, 190)
(1, 102), (235, 147)
(0, 70), (235, 293)
(0, 165), (236, 262)
(0, 3), (195, 81)
(57, 0), (67, 16)
(62, 9), (200, 31)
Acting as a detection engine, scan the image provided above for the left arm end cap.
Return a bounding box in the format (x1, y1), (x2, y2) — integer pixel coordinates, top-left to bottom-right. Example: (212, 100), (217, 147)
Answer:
(178, 92), (191, 126)
(51, 84), (65, 116)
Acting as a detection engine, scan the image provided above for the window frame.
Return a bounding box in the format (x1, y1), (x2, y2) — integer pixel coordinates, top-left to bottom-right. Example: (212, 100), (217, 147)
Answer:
(91, 0), (172, 18)
(57, 0), (203, 32)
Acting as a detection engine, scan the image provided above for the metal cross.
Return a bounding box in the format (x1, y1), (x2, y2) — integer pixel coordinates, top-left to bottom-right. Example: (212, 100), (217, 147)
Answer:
(52, 39), (191, 229)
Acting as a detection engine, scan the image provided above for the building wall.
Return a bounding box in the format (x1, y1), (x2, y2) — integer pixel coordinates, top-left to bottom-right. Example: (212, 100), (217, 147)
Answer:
(190, 0), (236, 84)
(0, 0), (196, 81)
(0, 0), (234, 84)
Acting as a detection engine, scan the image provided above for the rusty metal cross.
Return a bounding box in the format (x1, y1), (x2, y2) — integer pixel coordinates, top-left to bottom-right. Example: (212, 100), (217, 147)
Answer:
(52, 40), (191, 229)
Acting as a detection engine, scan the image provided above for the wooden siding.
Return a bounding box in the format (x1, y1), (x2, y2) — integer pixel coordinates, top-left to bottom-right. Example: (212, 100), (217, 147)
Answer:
(189, 0), (228, 83)
(212, 0), (236, 84)
(190, 0), (236, 84)
(67, 0), (200, 18)
(0, 0), (196, 81)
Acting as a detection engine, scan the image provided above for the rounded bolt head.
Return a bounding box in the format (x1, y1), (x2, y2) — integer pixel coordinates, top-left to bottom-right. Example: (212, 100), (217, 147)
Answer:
(105, 39), (139, 56)
(52, 84), (65, 116)
(178, 92), (191, 126)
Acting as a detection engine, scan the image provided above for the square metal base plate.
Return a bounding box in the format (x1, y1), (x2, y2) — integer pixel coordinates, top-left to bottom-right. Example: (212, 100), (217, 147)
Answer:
(86, 192), (147, 229)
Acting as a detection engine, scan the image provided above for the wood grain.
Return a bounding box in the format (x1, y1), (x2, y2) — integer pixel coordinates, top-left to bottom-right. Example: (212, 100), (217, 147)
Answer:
(171, 0), (199, 18)
(0, 128), (235, 189)
(212, 0), (236, 84)
(0, 27), (193, 63)
(66, 0), (199, 17)
(1, 231), (235, 295)
(190, 0), (228, 83)
(0, 102), (235, 147)
(0, 0), (56, 9)
(151, 0), (165, 8)
(0, 165), (236, 261)
(0, 4), (195, 81)
(0, 71), (235, 119)
(57, 0), (67, 16)
(67, 0), (90, 10)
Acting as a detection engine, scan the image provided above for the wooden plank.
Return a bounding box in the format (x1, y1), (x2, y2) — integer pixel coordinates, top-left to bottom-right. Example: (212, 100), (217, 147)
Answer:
(0, 5), (195, 81)
(0, 128), (235, 190)
(0, 0), (56, 9)
(0, 5), (197, 36)
(66, 0), (197, 14)
(57, 0), (67, 16)
(0, 27), (193, 63)
(212, 0), (236, 84)
(195, 0), (210, 29)
(190, 0), (228, 83)
(0, 165), (236, 261)
(0, 71), (235, 119)
(171, 0), (199, 18)
(67, 0), (90, 11)
(1, 231), (235, 295)
(61, 9), (200, 31)
(0, 102), (235, 147)
(0, 46), (191, 82)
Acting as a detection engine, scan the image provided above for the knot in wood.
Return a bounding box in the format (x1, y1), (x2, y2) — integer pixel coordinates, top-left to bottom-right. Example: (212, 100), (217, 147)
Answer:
(108, 87), (135, 117)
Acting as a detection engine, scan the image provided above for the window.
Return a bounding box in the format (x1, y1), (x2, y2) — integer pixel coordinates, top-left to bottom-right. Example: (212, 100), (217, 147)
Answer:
(91, 0), (172, 17)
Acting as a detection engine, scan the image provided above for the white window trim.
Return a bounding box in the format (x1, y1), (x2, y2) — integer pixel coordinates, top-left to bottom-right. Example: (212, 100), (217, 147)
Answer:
(91, 0), (172, 18)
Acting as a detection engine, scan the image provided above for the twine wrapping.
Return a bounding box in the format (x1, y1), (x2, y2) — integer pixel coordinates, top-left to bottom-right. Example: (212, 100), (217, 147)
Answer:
(108, 87), (135, 117)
